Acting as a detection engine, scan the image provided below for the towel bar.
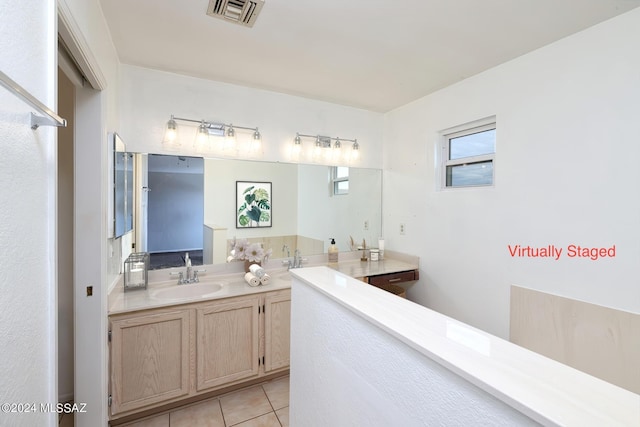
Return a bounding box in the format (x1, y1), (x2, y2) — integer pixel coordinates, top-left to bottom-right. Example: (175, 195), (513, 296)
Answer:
(0, 70), (67, 129)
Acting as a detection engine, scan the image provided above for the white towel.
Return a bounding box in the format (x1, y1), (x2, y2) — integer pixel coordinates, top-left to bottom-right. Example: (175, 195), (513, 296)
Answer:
(244, 272), (260, 287)
(248, 263), (266, 278)
(260, 273), (271, 286)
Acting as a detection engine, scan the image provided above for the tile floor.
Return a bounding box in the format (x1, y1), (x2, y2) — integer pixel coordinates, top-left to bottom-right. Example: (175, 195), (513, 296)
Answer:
(58, 375), (290, 427)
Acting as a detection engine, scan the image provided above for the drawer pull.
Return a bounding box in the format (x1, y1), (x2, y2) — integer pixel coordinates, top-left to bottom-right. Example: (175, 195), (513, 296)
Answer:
(388, 278), (402, 283)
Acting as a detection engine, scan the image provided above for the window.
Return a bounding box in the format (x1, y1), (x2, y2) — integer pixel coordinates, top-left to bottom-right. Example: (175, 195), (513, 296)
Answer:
(330, 166), (349, 195)
(441, 119), (496, 188)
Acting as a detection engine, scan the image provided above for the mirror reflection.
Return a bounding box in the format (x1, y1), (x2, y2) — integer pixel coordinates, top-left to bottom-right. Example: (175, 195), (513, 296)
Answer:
(132, 154), (382, 270)
(113, 133), (133, 238)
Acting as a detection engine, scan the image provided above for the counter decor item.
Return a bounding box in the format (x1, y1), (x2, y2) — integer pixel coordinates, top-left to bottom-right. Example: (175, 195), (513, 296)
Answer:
(360, 238), (368, 262)
(124, 252), (149, 292)
(244, 260), (260, 273)
(236, 181), (272, 228)
(244, 271), (260, 287)
(244, 260), (272, 286)
(229, 238), (272, 272)
(328, 238), (339, 263)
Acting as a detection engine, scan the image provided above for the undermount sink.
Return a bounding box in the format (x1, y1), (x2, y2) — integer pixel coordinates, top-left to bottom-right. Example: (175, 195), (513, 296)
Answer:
(152, 283), (224, 300)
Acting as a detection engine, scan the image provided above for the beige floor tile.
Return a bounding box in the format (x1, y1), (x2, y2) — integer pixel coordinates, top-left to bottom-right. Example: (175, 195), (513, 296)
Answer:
(262, 376), (290, 410)
(275, 406), (289, 427)
(220, 385), (274, 426)
(231, 411), (281, 427)
(122, 414), (169, 427)
(170, 398), (225, 427)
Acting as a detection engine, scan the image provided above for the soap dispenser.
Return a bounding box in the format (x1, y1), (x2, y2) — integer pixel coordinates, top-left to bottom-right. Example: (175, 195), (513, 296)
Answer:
(328, 238), (339, 263)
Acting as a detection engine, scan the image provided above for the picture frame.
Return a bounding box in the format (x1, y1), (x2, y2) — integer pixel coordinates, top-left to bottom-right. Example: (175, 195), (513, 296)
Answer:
(236, 181), (272, 228)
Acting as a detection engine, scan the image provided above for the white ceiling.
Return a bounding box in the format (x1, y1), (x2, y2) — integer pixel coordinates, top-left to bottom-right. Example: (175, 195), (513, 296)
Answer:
(100, 0), (640, 112)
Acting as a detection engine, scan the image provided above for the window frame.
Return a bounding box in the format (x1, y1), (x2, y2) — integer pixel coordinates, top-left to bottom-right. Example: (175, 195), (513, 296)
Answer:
(330, 166), (349, 196)
(440, 118), (496, 190)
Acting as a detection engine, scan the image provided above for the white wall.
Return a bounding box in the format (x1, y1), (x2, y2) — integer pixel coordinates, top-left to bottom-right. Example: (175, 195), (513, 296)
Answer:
(0, 0), (57, 425)
(118, 64), (384, 169)
(383, 8), (640, 339)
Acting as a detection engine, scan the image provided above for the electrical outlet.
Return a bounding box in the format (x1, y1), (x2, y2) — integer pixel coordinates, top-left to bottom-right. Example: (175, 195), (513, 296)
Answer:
(399, 223), (406, 235)
(364, 220), (369, 230)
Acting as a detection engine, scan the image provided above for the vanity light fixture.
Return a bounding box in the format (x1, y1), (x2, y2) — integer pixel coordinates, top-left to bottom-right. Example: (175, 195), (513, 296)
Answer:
(195, 120), (210, 148)
(312, 135), (325, 162)
(164, 115), (178, 144)
(250, 128), (262, 155)
(290, 133), (303, 161)
(351, 139), (360, 161)
(224, 124), (237, 152)
(293, 133), (360, 165)
(163, 115), (261, 156)
(333, 138), (343, 162)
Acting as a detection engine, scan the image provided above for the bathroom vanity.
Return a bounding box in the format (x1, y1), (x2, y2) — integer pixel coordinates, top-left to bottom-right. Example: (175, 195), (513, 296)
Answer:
(109, 288), (290, 419)
(107, 252), (418, 423)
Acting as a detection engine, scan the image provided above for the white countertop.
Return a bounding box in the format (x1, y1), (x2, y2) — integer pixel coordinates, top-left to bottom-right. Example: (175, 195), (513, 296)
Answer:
(329, 257), (417, 278)
(108, 269), (292, 315)
(290, 266), (640, 427)
(108, 251), (419, 315)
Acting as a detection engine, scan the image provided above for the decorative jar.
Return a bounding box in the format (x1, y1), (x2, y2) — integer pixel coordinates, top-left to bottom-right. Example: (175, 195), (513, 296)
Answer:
(124, 252), (149, 292)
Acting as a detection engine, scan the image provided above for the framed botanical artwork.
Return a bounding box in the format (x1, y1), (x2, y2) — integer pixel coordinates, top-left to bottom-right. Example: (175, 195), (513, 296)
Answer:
(236, 181), (272, 228)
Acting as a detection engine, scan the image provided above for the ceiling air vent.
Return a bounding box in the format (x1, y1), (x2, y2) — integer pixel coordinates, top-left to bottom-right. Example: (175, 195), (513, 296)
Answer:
(207, 0), (265, 28)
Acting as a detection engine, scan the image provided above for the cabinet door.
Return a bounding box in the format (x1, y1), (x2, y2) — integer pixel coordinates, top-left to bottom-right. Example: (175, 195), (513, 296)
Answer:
(264, 290), (291, 372)
(110, 309), (190, 416)
(196, 295), (260, 391)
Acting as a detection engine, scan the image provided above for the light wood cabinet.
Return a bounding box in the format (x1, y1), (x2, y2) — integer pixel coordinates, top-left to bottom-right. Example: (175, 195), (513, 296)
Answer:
(264, 290), (291, 372)
(109, 308), (191, 415)
(196, 295), (260, 391)
(109, 288), (291, 419)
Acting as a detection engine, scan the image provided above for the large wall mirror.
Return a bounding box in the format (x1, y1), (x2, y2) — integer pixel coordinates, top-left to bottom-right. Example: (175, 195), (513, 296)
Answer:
(132, 153), (382, 269)
(112, 133), (133, 238)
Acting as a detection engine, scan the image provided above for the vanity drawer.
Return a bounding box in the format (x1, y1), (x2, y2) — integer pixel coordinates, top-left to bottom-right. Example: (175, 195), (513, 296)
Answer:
(367, 270), (418, 286)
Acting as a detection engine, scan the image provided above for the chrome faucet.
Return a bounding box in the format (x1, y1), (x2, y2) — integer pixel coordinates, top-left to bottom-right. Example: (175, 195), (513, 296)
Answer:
(170, 252), (206, 284)
(282, 247), (305, 270)
(185, 252), (192, 282)
(282, 245), (292, 270)
(293, 249), (302, 268)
